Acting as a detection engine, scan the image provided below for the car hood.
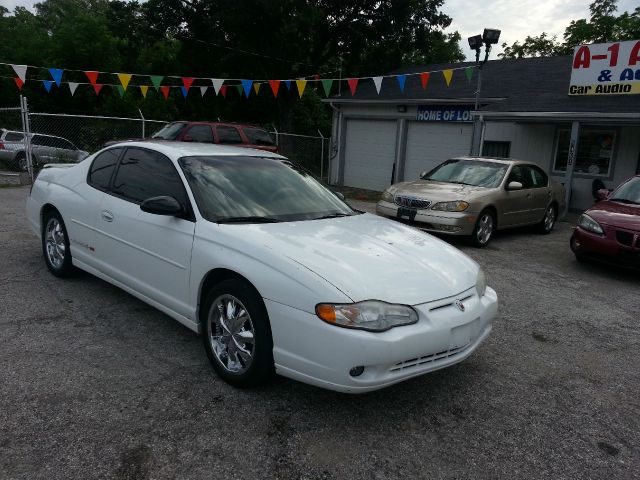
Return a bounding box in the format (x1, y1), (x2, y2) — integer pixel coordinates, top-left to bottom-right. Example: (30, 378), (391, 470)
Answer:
(587, 200), (640, 230)
(236, 213), (478, 305)
(388, 180), (488, 201)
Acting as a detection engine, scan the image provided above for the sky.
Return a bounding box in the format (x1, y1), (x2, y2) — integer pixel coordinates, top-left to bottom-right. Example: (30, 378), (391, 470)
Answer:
(2, 0), (639, 61)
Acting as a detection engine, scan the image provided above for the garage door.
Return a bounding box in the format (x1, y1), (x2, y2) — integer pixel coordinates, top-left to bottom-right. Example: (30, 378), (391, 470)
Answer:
(343, 119), (397, 191)
(403, 123), (472, 181)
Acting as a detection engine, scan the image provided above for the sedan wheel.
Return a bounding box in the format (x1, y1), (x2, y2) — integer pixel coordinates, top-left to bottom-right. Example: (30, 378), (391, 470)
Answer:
(42, 211), (74, 277)
(208, 294), (255, 374)
(539, 205), (557, 234)
(472, 211), (495, 247)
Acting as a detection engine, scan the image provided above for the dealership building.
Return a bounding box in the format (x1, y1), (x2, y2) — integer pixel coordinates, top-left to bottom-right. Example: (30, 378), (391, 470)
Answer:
(325, 53), (640, 211)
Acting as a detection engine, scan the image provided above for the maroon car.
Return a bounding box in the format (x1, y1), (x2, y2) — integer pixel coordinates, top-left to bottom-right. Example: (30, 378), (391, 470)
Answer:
(570, 175), (640, 267)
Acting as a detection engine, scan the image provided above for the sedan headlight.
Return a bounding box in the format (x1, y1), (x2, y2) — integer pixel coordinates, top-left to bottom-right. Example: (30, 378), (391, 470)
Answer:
(316, 300), (418, 332)
(381, 190), (394, 202)
(476, 268), (487, 297)
(431, 200), (469, 212)
(577, 213), (604, 235)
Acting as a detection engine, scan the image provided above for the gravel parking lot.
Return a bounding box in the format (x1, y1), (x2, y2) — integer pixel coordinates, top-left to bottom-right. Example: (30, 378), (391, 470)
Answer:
(1, 185), (639, 479)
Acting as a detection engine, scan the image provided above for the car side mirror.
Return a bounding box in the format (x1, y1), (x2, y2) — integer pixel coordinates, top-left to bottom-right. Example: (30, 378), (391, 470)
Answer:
(419, 171), (427, 179)
(182, 135), (193, 142)
(140, 196), (183, 216)
(596, 188), (610, 201)
(506, 181), (523, 190)
(333, 191), (345, 201)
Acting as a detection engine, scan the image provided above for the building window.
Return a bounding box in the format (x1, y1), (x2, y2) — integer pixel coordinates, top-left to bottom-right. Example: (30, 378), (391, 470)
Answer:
(554, 129), (615, 176)
(482, 141), (510, 158)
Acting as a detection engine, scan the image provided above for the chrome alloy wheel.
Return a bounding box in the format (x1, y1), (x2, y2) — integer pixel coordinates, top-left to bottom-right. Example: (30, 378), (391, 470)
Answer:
(207, 294), (255, 374)
(544, 206), (556, 231)
(476, 213), (494, 245)
(45, 217), (66, 269)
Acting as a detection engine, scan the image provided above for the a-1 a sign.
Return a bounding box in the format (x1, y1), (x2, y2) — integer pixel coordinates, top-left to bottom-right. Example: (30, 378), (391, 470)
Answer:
(569, 40), (640, 95)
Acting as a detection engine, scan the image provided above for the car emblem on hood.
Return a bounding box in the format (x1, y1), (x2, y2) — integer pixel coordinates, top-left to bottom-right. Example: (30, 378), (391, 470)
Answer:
(455, 300), (465, 312)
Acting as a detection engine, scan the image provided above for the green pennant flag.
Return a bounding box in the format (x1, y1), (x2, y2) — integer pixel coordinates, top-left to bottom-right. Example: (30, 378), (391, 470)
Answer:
(115, 85), (125, 97)
(465, 67), (474, 83)
(150, 76), (163, 91)
(235, 84), (243, 95)
(321, 79), (333, 97)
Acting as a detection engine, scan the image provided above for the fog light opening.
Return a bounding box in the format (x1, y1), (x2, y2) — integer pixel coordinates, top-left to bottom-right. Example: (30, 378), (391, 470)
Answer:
(349, 366), (365, 377)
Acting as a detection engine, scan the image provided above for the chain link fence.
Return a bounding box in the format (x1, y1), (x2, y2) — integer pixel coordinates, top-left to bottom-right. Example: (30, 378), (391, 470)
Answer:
(273, 132), (330, 182)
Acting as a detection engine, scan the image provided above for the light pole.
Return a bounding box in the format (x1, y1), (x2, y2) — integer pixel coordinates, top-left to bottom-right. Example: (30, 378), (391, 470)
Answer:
(468, 28), (501, 155)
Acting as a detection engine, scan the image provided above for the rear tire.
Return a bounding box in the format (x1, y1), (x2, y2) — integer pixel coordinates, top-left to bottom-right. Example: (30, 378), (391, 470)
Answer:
(42, 210), (74, 277)
(201, 278), (274, 388)
(471, 210), (495, 248)
(15, 152), (27, 172)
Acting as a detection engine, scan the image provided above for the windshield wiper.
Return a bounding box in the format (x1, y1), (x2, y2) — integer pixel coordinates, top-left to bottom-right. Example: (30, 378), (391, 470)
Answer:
(610, 198), (640, 205)
(216, 216), (282, 224)
(313, 212), (355, 220)
(448, 181), (475, 186)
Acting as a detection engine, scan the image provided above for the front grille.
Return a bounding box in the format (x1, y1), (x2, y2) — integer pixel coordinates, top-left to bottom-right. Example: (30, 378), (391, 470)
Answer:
(616, 230), (634, 246)
(389, 343), (471, 372)
(394, 195), (431, 209)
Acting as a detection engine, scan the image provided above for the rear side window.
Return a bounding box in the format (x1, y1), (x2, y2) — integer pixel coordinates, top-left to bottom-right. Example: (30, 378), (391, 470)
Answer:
(88, 148), (121, 191)
(528, 165), (548, 188)
(217, 126), (243, 144)
(186, 125), (214, 143)
(244, 127), (275, 146)
(111, 148), (188, 205)
(4, 132), (24, 141)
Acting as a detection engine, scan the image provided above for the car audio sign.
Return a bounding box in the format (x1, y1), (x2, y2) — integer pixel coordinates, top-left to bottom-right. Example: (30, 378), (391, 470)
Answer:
(569, 40), (640, 95)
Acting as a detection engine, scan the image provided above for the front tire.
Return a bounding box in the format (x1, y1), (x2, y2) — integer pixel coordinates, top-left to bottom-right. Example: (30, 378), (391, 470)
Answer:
(471, 210), (495, 248)
(201, 278), (274, 388)
(42, 210), (74, 277)
(539, 204), (557, 234)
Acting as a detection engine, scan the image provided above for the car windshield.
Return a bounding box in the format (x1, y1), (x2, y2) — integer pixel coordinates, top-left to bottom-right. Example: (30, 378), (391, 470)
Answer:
(422, 159), (508, 188)
(609, 177), (640, 205)
(179, 155), (356, 222)
(151, 122), (187, 140)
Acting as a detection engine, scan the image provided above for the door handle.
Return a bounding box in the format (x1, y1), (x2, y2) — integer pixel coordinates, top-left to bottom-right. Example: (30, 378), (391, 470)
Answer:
(101, 210), (114, 222)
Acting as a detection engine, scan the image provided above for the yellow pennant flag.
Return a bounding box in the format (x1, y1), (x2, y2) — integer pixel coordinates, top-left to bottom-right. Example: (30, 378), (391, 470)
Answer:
(140, 85), (149, 98)
(253, 83), (261, 95)
(442, 69), (453, 87)
(296, 79), (307, 97)
(117, 73), (132, 90)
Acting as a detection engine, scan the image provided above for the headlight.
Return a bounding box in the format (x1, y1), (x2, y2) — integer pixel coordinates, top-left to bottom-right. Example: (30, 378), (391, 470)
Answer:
(431, 201), (469, 212)
(381, 190), (394, 202)
(476, 268), (487, 297)
(577, 213), (604, 235)
(316, 300), (418, 332)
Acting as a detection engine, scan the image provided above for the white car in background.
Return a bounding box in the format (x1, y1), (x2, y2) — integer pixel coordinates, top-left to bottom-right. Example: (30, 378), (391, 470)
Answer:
(26, 141), (497, 393)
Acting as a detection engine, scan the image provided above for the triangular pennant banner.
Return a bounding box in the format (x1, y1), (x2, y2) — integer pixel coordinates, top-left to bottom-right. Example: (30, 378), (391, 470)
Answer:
(295, 79), (307, 97)
(49, 68), (63, 86)
(117, 73), (132, 91)
(85, 71), (99, 85)
(347, 78), (359, 96)
(182, 77), (194, 90)
(269, 80), (280, 97)
(11, 64), (27, 82)
(150, 76), (163, 91)
(372, 76), (383, 94)
(253, 82), (261, 95)
(219, 85), (228, 98)
(68, 82), (79, 96)
(241, 79), (253, 98)
(465, 67), (474, 83)
(199, 86), (208, 96)
(115, 85), (125, 97)
(396, 75), (407, 92)
(320, 79), (332, 97)
(235, 84), (244, 96)
(284, 80), (291, 90)
(140, 85), (149, 98)
(93, 84), (103, 95)
(211, 78), (224, 94)
(14, 78), (24, 90)
(180, 86), (188, 98)
(160, 86), (170, 100)
(442, 69), (453, 86)
(42, 80), (53, 93)
(420, 72), (430, 89)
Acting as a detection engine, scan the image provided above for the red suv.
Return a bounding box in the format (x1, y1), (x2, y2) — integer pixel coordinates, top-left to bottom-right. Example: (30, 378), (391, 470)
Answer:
(150, 122), (278, 153)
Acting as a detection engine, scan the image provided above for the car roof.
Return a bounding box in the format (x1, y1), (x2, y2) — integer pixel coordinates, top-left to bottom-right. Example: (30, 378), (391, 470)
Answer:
(1, 129), (68, 141)
(106, 140), (286, 160)
(449, 156), (537, 166)
(165, 121), (270, 130)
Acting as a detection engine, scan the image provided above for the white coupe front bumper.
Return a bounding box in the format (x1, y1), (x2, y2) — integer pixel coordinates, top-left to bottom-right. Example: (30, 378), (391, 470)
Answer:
(265, 286), (497, 393)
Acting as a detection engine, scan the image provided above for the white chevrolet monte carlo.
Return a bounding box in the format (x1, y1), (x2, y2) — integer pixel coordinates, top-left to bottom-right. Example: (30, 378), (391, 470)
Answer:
(26, 141), (498, 393)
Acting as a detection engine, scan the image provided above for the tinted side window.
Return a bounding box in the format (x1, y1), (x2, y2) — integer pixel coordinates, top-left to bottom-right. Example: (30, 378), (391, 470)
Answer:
(217, 126), (243, 144)
(528, 165), (548, 188)
(56, 138), (75, 150)
(112, 148), (188, 205)
(5, 132), (24, 141)
(507, 165), (525, 186)
(88, 149), (121, 190)
(32, 135), (46, 146)
(186, 125), (214, 143)
(244, 127), (275, 146)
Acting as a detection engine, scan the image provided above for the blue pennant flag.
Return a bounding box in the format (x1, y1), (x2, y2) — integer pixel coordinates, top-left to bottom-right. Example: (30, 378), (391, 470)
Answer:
(49, 68), (64, 86)
(284, 80), (291, 90)
(42, 80), (53, 92)
(180, 86), (188, 98)
(241, 79), (253, 98)
(396, 75), (407, 92)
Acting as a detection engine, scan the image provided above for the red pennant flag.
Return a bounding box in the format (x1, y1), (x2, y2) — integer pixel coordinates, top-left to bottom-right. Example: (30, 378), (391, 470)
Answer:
(268, 80), (280, 97)
(14, 78), (24, 90)
(85, 71), (99, 85)
(182, 77), (194, 90)
(160, 86), (170, 100)
(347, 78), (359, 96)
(93, 84), (103, 95)
(420, 72), (430, 89)
(220, 85), (228, 98)
(313, 74), (320, 81)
